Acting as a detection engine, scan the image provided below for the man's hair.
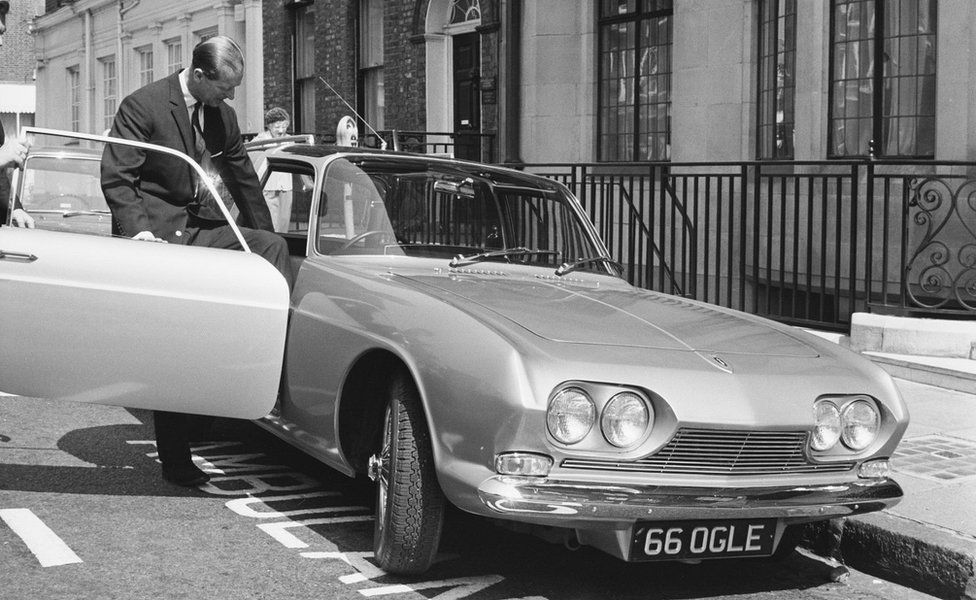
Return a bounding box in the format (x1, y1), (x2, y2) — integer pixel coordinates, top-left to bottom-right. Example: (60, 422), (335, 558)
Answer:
(192, 35), (244, 80)
(264, 107), (290, 128)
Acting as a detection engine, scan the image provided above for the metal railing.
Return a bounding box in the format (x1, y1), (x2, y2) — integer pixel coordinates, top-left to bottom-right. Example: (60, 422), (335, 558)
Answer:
(241, 128), (974, 328)
(245, 130), (496, 162)
(309, 130), (496, 162)
(518, 159), (976, 330)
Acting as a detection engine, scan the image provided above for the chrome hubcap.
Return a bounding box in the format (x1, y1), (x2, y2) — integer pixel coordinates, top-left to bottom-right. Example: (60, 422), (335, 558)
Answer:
(374, 404), (392, 532)
(367, 453), (382, 482)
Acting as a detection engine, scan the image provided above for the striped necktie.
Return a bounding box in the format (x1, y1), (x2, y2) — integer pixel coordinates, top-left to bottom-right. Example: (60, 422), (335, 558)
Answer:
(191, 102), (206, 162)
(188, 103), (232, 220)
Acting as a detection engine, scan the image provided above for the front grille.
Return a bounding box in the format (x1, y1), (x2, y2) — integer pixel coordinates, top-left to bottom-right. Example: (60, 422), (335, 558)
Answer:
(561, 428), (855, 476)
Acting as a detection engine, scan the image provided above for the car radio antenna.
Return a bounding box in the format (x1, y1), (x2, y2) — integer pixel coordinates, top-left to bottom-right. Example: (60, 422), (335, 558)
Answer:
(318, 75), (390, 150)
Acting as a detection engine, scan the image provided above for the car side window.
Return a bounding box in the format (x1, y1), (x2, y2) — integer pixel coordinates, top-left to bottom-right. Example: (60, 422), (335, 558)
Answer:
(16, 154), (113, 236)
(260, 162), (314, 234)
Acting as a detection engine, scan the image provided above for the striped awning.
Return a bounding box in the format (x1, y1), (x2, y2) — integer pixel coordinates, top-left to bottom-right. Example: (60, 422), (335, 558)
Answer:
(0, 83), (36, 114)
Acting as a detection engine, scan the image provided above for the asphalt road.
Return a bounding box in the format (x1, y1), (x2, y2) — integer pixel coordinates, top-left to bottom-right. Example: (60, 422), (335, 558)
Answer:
(0, 395), (936, 600)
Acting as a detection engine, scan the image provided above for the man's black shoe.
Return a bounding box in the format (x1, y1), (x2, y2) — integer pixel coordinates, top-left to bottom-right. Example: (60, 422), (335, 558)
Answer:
(161, 463), (210, 487)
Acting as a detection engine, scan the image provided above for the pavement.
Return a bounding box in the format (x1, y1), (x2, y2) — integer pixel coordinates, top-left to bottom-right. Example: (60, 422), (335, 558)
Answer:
(804, 317), (976, 600)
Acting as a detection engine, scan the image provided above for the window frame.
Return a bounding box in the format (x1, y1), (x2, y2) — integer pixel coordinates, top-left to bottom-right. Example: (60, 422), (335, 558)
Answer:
(136, 45), (154, 88)
(293, 4), (316, 134)
(195, 27), (218, 44)
(67, 66), (81, 132)
(596, 0), (674, 162)
(827, 0), (937, 159)
(357, 0), (385, 134)
(165, 38), (183, 75)
(100, 56), (117, 133)
(756, 0), (796, 160)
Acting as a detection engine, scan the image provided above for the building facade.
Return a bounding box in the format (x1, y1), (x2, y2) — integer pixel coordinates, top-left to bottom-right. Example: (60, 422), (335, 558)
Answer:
(30, 0), (265, 136)
(0, 0), (38, 137)
(20, 0), (975, 325)
(261, 0), (974, 164)
(27, 0), (972, 163)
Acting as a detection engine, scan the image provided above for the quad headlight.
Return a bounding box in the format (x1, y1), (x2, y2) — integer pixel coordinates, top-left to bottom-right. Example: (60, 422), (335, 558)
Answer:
(601, 392), (651, 447)
(812, 396), (881, 452)
(811, 400), (841, 451)
(547, 385), (652, 448)
(841, 399), (880, 450)
(547, 387), (596, 444)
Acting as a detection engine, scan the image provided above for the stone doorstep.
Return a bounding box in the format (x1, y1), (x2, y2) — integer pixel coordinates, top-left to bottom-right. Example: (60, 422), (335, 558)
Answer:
(822, 512), (976, 600)
(865, 352), (976, 395)
(850, 312), (976, 359)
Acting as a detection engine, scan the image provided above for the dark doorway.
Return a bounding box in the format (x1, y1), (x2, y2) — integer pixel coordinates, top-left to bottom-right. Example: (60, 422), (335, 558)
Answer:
(452, 32), (481, 161)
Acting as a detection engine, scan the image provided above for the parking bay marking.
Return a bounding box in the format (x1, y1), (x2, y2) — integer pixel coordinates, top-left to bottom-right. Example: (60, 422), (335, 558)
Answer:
(302, 551), (507, 600)
(154, 442), (526, 600)
(0, 508), (82, 567)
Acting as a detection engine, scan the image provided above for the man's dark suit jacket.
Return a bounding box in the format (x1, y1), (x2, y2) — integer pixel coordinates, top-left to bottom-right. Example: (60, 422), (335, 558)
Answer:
(100, 71), (272, 242)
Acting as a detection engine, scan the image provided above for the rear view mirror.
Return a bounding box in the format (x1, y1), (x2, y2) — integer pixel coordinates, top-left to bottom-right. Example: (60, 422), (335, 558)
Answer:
(433, 177), (475, 198)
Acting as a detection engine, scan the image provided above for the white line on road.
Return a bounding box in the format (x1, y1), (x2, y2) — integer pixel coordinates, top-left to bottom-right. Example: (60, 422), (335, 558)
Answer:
(0, 508), (83, 567)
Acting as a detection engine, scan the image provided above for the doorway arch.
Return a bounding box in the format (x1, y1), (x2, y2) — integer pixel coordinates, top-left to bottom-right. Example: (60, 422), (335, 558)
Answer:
(424, 0), (482, 144)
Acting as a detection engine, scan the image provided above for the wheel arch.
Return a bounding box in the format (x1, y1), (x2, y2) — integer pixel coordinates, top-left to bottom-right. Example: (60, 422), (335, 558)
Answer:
(336, 348), (431, 476)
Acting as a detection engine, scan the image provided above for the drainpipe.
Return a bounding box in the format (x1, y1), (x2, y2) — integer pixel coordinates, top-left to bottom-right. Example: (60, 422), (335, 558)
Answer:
(117, 0), (140, 99)
(500, 0), (522, 164)
(85, 9), (95, 132)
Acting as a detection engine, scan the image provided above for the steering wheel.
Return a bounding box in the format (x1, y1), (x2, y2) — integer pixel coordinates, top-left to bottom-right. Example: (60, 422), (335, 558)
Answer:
(338, 230), (391, 251)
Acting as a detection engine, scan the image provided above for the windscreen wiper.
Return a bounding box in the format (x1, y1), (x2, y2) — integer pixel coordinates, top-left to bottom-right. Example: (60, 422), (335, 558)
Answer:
(450, 247), (559, 268)
(555, 256), (622, 276)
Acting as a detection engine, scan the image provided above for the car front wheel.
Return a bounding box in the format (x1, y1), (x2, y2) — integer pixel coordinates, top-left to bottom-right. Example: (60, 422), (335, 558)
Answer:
(368, 372), (445, 574)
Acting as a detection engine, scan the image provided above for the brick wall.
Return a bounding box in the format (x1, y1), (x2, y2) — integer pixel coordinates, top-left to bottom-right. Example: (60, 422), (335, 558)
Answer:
(261, 0), (501, 150)
(0, 0), (37, 83)
(384, 0), (424, 131)
(262, 0), (292, 119)
(315, 0), (357, 136)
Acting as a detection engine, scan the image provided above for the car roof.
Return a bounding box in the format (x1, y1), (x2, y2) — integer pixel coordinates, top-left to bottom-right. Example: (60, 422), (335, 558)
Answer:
(273, 144), (558, 190)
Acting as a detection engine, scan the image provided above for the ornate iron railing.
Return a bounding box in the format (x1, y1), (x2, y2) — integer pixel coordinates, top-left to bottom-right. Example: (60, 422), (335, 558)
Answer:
(518, 160), (976, 329)
(869, 166), (976, 315)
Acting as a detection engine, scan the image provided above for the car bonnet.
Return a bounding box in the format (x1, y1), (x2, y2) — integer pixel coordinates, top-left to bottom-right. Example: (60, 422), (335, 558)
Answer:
(397, 274), (819, 357)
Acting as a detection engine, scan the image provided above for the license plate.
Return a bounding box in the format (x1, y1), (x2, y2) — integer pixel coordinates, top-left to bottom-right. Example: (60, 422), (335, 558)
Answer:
(631, 518), (776, 561)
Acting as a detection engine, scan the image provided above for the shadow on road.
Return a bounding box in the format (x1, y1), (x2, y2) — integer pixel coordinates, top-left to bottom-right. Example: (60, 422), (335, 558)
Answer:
(0, 410), (260, 497)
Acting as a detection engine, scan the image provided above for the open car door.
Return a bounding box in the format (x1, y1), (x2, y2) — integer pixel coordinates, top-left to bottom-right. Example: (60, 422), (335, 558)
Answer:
(0, 129), (289, 420)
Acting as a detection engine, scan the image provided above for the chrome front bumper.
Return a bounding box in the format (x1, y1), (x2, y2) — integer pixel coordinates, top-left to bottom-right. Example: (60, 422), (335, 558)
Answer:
(477, 475), (903, 527)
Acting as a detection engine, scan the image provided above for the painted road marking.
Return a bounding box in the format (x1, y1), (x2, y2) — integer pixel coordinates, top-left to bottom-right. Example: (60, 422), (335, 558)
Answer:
(257, 516), (374, 548)
(358, 575), (504, 598)
(0, 508), (82, 567)
(134, 441), (522, 600)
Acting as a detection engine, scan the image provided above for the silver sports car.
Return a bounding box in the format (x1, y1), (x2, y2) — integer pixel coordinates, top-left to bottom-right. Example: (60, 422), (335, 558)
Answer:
(1, 129), (907, 574)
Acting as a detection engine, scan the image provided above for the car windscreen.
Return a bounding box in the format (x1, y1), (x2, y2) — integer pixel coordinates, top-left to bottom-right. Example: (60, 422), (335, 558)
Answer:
(316, 158), (605, 270)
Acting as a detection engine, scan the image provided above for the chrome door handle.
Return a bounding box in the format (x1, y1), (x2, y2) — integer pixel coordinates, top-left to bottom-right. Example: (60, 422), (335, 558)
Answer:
(0, 249), (38, 262)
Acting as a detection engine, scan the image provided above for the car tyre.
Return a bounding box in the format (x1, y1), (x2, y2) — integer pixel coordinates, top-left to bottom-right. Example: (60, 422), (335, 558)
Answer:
(372, 372), (445, 574)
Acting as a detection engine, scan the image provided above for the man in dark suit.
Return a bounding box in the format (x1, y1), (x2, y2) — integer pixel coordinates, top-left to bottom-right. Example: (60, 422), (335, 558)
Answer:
(101, 35), (292, 487)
